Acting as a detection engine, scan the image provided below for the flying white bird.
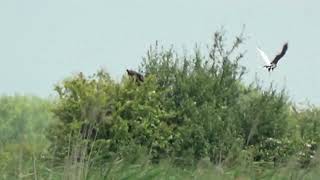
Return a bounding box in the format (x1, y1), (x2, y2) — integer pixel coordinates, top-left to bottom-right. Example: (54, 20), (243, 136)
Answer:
(256, 43), (288, 72)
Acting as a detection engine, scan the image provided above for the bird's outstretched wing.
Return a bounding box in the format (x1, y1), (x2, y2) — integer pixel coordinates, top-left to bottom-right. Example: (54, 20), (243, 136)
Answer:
(256, 47), (271, 65)
(271, 43), (288, 65)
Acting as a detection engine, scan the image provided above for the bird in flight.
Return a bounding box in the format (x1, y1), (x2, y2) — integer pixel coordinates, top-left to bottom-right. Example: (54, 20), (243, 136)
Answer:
(256, 42), (288, 72)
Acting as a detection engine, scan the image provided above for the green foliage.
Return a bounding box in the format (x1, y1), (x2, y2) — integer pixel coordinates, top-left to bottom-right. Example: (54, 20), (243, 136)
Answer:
(0, 95), (53, 178)
(293, 106), (320, 167)
(3, 29), (320, 179)
(47, 29), (305, 169)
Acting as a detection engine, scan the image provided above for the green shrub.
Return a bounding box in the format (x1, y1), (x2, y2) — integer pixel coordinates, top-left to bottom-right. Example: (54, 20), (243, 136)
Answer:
(46, 29), (317, 170)
(0, 95), (53, 178)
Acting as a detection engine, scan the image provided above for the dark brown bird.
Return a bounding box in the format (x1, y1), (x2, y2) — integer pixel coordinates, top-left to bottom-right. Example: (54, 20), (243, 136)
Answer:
(126, 69), (144, 82)
(257, 42), (288, 72)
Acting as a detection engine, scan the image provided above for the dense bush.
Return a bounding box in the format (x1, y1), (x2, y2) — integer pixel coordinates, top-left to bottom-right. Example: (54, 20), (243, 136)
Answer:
(1, 30), (320, 179)
(46, 30), (315, 169)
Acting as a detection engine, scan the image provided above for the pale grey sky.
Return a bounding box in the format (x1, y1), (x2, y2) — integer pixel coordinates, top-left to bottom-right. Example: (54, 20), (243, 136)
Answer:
(0, 1), (319, 104)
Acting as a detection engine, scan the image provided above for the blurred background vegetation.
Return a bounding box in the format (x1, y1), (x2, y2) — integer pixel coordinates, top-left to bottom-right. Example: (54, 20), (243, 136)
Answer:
(1, 30), (320, 179)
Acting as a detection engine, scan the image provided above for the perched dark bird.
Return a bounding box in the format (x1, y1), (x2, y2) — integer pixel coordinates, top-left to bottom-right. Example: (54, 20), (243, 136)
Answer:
(126, 69), (144, 82)
(257, 42), (288, 72)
